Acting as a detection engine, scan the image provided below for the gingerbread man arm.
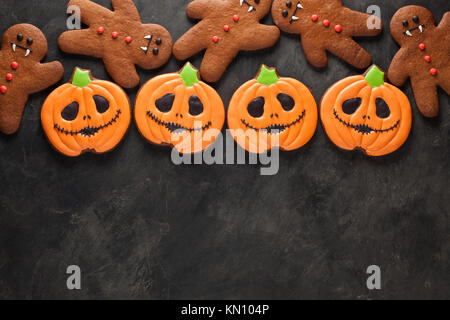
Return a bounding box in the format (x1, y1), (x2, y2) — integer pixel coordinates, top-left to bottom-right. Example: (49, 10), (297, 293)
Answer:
(437, 11), (450, 31)
(68, 0), (112, 25)
(173, 25), (207, 60)
(387, 49), (410, 86)
(103, 56), (140, 88)
(111, 0), (141, 22)
(241, 24), (280, 51)
(26, 61), (64, 94)
(339, 7), (383, 37)
(186, 0), (214, 19)
(58, 29), (102, 58)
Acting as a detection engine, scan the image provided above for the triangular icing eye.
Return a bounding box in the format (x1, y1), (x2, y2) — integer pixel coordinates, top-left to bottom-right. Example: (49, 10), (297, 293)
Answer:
(247, 97), (265, 118)
(375, 98), (391, 119)
(277, 93), (295, 111)
(155, 93), (175, 113)
(61, 102), (79, 121)
(94, 95), (109, 114)
(189, 95), (204, 116)
(342, 98), (362, 115)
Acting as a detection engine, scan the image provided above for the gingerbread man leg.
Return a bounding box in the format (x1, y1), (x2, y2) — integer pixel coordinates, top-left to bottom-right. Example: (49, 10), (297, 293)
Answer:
(410, 77), (439, 118)
(68, 0), (111, 23)
(200, 48), (238, 83)
(300, 36), (328, 68)
(0, 93), (28, 134)
(326, 37), (372, 69)
(103, 56), (140, 88)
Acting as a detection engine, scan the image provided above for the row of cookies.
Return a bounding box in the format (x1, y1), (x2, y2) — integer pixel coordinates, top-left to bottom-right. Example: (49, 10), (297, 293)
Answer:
(41, 63), (411, 158)
(0, 1), (447, 135)
(57, 0), (448, 117)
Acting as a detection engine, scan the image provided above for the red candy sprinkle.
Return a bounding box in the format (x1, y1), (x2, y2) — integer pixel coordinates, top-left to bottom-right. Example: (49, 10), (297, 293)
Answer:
(419, 43), (425, 50)
(335, 25), (342, 33)
(0, 86), (7, 94)
(6, 73), (13, 81)
(424, 56), (431, 63)
(233, 15), (239, 22)
(323, 20), (330, 27)
(125, 36), (132, 43)
(97, 27), (104, 35)
(430, 68), (437, 76)
(311, 15), (318, 22)
(212, 36), (219, 43)
(224, 25), (230, 32)
(11, 61), (18, 70)
(112, 32), (119, 39)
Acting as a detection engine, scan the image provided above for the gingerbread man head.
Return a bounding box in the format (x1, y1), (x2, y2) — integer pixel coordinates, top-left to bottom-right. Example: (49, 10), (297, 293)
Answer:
(2, 24), (48, 61)
(131, 24), (173, 70)
(390, 6), (436, 45)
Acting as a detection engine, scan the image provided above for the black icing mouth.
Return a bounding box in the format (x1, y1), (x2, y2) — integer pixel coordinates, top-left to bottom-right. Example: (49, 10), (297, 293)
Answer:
(10, 42), (32, 56)
(333, 109), (400, 135)
(54, 109), (121, 137)
(241, 110), (306, 135)
(404, 24), (425, 36)
(147, 111), (212, 134)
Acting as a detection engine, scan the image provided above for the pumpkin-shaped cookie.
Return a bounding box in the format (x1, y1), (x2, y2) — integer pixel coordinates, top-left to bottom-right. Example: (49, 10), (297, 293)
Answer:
(321, 65), (412, 156)
(228, 65), (318, 153)
(41, 68), (131, 157)
(134, 63), (225, 154)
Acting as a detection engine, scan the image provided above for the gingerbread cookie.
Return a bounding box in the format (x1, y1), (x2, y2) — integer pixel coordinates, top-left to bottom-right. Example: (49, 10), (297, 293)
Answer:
(320, 65), (412, 157)
(173, 0), (280, 83)
(271, 0), (383, 69)
(41, 68), (131, 157)
(58, 0), (172, 88)
(228, 65), (318, 154)
(388, 6), (449, 118)
(135, 63), (225, 154)
(0, 24), (63, 134)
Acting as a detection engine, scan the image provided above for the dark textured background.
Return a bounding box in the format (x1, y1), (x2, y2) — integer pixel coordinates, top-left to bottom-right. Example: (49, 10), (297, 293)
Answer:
(0, 0), (448, 300)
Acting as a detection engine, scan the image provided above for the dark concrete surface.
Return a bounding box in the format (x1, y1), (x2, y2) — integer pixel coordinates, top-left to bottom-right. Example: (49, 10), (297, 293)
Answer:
(0, 0), (448, 299)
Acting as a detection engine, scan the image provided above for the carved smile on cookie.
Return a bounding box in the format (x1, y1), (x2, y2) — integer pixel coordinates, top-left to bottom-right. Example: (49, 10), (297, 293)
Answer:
(333, 97), (400, 135)
(11, 33), (33, 56)
(240, 0), (258, 12)
(281, 1), (304, 23)
(147, 111), (212, 134)
(402, 16), (425, 36)
(55, 108), (122, 137)
(241, 109), (306, 134)
(140, 34), (163, 55)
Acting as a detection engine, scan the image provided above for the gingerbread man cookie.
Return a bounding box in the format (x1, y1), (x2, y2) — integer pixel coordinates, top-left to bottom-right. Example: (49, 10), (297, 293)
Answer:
(173, 0), (280, 83)
(58, 0), (173, 88)
(271, 0), (383, 68)
(388, 6), (449, 118)
(0, 24), (64, 135)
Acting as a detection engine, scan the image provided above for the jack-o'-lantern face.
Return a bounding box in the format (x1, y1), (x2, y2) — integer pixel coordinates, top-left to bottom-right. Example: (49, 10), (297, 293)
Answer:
(228, 65), (318, 153)
(41, 68), (131, 157)
(321, 65), (412, 156)
(134, 63), (225, 154)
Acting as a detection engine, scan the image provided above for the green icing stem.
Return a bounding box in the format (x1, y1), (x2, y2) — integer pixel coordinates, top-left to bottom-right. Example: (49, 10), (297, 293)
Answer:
(71, 68), (92, 88)
(179, 62), (200, 87)
(365, 65), (385, 88)
(257, 65), (280, 86)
